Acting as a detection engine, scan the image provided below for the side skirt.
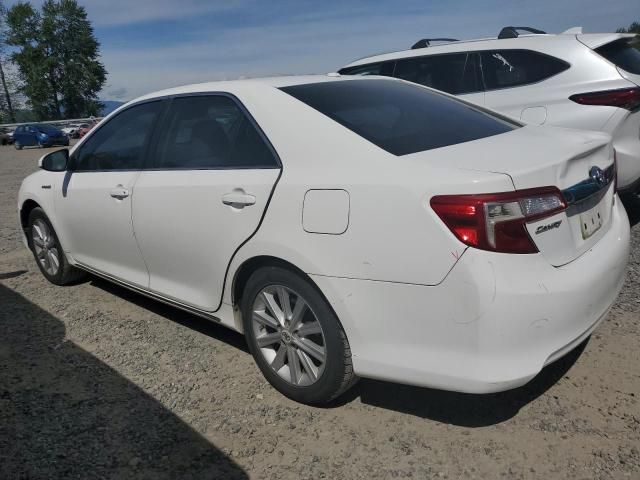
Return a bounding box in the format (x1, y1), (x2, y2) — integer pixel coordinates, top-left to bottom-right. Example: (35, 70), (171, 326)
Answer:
(75, 263), (225, 325)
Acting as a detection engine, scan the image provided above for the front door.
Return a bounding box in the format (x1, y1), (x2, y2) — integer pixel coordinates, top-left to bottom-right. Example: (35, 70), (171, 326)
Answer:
(53, 101), (164, 287)
(132, 94), (281, 311)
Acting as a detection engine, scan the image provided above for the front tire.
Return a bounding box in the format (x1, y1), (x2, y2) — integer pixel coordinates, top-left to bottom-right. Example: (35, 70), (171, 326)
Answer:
(28, 207), (85, 285)
(14, 142), (22, 150)
(242, 266), (357, 404)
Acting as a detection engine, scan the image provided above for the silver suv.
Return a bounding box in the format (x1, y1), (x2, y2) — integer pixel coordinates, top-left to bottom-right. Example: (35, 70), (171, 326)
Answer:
(340, 27), (640, 194)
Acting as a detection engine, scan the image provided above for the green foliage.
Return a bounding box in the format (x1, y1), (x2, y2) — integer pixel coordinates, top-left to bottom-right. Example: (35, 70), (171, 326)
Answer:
(6, 0), (106, 120)
(616, 21), (640, 34)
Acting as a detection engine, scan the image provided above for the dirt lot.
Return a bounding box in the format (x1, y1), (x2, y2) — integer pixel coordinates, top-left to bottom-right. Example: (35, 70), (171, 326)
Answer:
(1, 145), (639, 480)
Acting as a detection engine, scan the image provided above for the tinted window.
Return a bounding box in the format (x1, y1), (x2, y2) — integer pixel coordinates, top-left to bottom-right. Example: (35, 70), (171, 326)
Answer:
(481, 50), (569, 90)
(73, 101), (162, 171)
(339, 61), (394, 77)
(596, 39), (640, 75)
(153, 95), (278, 169)
(281, 79), (517, 156)
(394, 53), (482, 94)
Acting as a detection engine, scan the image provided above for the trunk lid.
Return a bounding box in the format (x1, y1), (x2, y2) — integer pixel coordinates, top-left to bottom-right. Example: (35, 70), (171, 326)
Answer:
(417, 126), (615, 266)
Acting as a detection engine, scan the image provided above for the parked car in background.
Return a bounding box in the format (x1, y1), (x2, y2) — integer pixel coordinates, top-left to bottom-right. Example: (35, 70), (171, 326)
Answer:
(0, 127), (13, 145)
(77, 122), (97, 138)
(340, 27), (640, 194)
(18, 76), (629, 404)
(14, 124), (69, 149)
(61, 124), (82, 139)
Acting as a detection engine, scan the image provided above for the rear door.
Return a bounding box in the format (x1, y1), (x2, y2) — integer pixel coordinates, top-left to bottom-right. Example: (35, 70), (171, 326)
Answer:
(132, 94), (281, 311)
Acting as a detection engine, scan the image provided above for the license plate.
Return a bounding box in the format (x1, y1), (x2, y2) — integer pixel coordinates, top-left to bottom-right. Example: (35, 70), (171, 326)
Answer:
(580, 204), (604, 240)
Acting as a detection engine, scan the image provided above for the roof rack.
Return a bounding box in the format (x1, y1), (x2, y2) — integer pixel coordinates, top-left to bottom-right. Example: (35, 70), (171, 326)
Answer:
(497, 26), (546, 39)
(411, 38), (459, 49)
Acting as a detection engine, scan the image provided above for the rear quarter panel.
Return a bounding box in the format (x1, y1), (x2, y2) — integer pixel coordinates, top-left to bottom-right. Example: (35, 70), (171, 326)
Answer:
(223, 85), (515, 303)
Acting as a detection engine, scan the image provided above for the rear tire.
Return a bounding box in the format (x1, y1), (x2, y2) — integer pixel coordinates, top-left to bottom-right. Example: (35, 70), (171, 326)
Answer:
(241, 266), (357, 404)
(14, 142), (22, 150)
(28, 207), (86, 285)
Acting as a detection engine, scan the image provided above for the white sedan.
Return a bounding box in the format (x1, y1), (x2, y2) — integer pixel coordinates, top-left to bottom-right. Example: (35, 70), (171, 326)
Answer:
(18, 75), (630, 404)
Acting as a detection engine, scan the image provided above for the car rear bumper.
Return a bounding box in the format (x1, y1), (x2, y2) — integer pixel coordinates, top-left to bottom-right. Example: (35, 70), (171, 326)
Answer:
(311, 196), (630, 393)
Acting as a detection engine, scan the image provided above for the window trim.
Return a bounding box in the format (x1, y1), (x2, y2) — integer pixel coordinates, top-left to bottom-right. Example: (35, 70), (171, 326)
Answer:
(69, 98), (168, 173)
(145, 91), (282, 171)
(341, 48), (571, 94)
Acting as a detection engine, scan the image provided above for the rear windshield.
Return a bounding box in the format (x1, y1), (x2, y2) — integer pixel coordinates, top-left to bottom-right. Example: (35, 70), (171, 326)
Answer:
(596, 38), (640, 75)
(280, 79), (518, 156)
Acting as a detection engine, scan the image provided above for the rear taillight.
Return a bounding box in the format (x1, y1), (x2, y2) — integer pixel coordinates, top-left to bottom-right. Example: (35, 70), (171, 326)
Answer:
(431, 187), (566, 254)
(569, 87), (640, 111)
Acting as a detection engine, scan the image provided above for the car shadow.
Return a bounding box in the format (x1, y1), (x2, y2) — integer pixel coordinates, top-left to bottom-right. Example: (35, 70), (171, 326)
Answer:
(89, 277), (249, 354)
(87, 274), (587, 427)
(621, 193), (640, 227)
(334, 339), (587, 427)
(0, 283), (248, 479)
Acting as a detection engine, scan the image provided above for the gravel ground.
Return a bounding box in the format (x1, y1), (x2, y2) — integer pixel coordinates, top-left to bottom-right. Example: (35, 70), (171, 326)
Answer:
(1, 145), (639, 480)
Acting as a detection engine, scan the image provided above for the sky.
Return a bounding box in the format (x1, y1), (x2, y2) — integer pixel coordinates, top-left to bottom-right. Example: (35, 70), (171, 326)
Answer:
(7, 0), (640, 101)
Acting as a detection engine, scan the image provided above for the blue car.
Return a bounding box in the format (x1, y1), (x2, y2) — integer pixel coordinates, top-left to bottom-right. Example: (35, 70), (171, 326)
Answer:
(13, 124), (69, 149)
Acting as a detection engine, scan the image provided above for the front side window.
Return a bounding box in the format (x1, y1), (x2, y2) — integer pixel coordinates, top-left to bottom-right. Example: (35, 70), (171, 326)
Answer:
(481, 50), (569, 90)
(153, 95), (278, 169)
(394, 53), (482, 95)
(72, 101), (162, 171)
(281, 79), (518, 156)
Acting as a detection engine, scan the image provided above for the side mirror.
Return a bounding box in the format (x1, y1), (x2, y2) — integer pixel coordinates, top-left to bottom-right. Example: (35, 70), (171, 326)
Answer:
(39, 149), (69, 172)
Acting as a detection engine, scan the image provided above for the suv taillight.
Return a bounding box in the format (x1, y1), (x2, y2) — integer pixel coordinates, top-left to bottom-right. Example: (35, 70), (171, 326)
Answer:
(431, 187), (566, 254)
(569, 87), (640, 111)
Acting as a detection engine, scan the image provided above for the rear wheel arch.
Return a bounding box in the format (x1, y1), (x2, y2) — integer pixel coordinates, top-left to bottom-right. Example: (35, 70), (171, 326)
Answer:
(231, 255), (342, 331)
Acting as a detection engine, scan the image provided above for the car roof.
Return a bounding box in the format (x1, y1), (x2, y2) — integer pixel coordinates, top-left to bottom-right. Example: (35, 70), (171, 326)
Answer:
(342, 32), (636, 68)
(131, 74), (365, 104)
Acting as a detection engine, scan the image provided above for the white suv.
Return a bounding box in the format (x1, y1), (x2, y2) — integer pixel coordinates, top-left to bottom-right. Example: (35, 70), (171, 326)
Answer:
(340, 27), (640, 194)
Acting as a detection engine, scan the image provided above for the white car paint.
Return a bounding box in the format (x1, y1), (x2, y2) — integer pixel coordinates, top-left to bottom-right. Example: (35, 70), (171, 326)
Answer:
(18, 75), (630, 395)
(340, 31), (640, 192)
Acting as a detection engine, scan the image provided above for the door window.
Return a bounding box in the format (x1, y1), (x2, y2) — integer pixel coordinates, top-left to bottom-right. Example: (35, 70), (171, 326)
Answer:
(480, 50), (569, 90)
(72, 101), (162, 171)
(393, 53), (482, 94)
(153, 95), (278, 169)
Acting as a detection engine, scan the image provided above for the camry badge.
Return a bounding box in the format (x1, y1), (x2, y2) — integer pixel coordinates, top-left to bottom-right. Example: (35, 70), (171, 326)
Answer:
(535, 220), (562, 235)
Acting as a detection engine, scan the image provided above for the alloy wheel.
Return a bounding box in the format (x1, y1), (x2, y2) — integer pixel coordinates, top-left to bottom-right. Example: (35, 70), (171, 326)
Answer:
(32, 219), (60, 276)
(251, 285), (326, 386)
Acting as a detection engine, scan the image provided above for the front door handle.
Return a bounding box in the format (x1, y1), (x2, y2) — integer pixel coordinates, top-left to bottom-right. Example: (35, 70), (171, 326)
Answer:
(110, 185), (129, 199)
(222, 191), (256, 208)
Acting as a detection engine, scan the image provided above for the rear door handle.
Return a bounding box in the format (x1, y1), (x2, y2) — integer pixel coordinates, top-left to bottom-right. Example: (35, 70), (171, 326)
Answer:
(222, 191), (256, 208)
(110, 185), (129, 199)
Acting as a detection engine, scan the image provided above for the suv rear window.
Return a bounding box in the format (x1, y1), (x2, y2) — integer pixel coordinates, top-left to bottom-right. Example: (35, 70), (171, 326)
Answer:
(481, 50), (569, 90)
(281, 79), (518, 156)
(595, 38), (640, 75)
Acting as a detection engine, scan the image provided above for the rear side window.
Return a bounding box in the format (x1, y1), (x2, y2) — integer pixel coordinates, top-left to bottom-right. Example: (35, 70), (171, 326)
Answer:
(153, 95), (278, 169)
(595, 38), (640, 75)
(281, 79), (517, 156)
(481, 50), (569, 90)
(339, 61), (395, 77)
(73, 101), (162, 171)
(394, 53), (482, 95)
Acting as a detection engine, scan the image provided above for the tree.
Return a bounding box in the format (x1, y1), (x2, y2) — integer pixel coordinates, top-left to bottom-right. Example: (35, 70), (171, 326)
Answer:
(0, 1), (18, 122)
(616, 22), (640, 34)
(6, 0), (106, 120)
